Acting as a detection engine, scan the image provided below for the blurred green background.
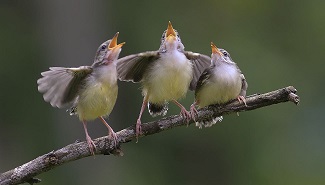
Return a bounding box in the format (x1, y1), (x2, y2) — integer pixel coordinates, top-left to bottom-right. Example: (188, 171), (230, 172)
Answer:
(1, 0), (324, 184)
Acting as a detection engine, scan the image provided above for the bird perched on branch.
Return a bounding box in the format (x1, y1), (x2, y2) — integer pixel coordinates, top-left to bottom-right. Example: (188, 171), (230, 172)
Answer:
(117, 21), (211, 138)
(190, 42), (248, 128)
(37, 32), (125, 155)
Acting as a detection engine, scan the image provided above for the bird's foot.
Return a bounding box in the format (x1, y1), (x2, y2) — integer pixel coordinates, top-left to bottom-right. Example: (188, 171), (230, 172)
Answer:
(180, 108), (191, 124)
(98, 116), (119, 148)
(237, 95), (247, 106)
(135, 119), (142, 143)
(86, 135), (96, 155)
(190, 104), (199, 122)
(108, 130), (118, 148)
(172, 100), (191, 124)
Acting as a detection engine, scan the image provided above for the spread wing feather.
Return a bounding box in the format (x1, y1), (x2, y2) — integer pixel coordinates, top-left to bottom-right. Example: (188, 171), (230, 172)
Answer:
(37, 66), (92, 108)
(184, 52), (211, 91)
(116, 51), (160, 82)
(194, 67), (213, 97)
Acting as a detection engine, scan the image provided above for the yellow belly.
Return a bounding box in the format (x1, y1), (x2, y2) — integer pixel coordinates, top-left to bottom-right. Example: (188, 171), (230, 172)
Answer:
(143, 58), (193, 103)
(77, 82), (118, 121)
(196, 75), (242, 108)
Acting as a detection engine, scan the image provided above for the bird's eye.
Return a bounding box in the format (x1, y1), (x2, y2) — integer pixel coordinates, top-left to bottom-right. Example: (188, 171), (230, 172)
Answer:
(222, 51), (228, 56)
(161, 31), (166, 40)
(101, 45), (107, 50)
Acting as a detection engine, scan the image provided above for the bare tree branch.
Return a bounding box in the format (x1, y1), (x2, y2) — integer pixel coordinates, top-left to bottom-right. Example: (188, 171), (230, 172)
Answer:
(0, 86), (300, 185)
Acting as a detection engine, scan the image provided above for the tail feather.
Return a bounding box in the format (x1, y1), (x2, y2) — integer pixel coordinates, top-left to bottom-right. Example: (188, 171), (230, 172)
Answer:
(195, 116), (223, 129)
(148, 102), (168, 117)
(67, 106), (78, 116)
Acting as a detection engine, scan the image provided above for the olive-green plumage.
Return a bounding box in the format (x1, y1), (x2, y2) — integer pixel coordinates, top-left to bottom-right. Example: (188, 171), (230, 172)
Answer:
(190, 42), (248, 128)
(37, 33), (125, 154)
(117, 22), (211, 137)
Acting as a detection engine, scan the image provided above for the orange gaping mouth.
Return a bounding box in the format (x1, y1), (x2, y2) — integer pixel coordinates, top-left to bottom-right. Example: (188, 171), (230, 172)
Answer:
(108, 32), (125, 50)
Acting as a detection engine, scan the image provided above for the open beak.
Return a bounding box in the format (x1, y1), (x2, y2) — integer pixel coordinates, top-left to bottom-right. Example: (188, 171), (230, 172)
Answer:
(166, 21), (177, 41)
(108, 32), (125, 50)
(211, 42), (223, 56)
(104, 32), (125, 62)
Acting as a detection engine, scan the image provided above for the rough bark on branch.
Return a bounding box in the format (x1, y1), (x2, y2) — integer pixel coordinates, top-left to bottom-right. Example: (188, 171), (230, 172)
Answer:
(0, 86), (300, 185)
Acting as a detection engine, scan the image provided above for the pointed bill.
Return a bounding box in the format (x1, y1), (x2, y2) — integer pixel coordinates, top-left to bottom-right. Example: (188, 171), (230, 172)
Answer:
(108, 32), (125, 50)
(108, 32), (119, 49)
(166, 21), (177, 37)
(211, 42), (223, 56)
(112, 41), (126, 50)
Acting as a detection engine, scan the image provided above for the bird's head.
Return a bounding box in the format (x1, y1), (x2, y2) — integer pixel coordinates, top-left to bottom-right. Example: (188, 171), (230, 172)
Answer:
(159, 21), (184, 52)
(93, 32), (125, 66)
(211, 42), (234, 65)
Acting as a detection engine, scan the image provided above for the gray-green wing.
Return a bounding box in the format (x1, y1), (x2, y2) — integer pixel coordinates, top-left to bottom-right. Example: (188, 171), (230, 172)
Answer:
(240, 73), (248, 96)
(184, 51), (211, 91)
(37, 66), (92, 108)
(194, 67), (213, 97)
(116, 51), (160, 82)
(234, 64), (248, 97)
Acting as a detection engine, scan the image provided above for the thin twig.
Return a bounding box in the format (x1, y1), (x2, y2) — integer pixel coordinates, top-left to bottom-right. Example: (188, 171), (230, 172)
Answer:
(0, 86), (300, 185)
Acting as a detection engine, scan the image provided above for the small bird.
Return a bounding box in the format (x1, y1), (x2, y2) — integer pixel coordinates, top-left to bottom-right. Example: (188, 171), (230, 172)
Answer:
(37, 32), (125, 155)
(190, 42), (248, 128)
(117, 21), (211, 137)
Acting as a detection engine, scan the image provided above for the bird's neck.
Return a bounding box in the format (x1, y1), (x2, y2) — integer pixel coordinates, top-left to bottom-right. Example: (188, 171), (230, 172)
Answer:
(160, 40), (183, 53)
(212, 62), (239, 79)
(93, 63), (117, 84)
